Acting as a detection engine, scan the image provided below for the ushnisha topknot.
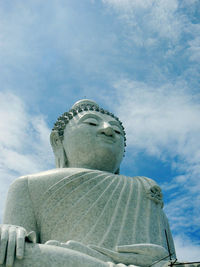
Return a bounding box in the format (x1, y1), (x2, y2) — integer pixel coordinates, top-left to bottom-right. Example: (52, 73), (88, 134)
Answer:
(52, 99), (127, 148)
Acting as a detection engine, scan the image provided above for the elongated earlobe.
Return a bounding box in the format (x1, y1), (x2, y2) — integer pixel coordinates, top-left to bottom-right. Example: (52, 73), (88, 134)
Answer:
(50, 131), (68, 168)
(57, 148), (68, 168)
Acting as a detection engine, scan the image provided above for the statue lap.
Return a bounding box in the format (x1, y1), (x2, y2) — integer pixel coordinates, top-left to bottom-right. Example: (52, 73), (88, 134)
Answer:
(3, 168), (175, 267)
(2, 243), (110, 267)
(1, 242), (170, 267)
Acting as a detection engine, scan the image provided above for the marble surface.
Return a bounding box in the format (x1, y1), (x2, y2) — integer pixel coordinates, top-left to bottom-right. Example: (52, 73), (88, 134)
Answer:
(1, 100), (177, 267)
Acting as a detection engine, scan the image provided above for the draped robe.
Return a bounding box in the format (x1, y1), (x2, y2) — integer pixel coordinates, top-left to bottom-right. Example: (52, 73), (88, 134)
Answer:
(4, 168), (176, 266)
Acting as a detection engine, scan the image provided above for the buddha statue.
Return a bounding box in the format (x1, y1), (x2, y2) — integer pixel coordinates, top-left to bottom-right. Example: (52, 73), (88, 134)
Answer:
(0, 99), (176, 267)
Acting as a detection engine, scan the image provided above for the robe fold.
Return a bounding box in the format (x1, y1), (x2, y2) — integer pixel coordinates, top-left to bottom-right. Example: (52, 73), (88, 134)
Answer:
(27, 168), (175, 257)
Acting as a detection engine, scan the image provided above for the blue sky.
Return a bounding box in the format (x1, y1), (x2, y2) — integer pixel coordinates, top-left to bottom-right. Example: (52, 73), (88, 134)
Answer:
(0, 0), (200, 261)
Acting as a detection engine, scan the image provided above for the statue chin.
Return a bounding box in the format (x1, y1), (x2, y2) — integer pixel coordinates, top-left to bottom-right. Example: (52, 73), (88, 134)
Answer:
(67, 149), (122, 174)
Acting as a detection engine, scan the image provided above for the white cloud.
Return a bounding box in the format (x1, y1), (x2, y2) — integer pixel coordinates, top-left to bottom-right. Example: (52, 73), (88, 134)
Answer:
(112, 79), (200, 163)
(101, 0), (200, 68)
(174, 234), (200, 261)
(0, 92), (54, 220)
(102, 0), (183, 44)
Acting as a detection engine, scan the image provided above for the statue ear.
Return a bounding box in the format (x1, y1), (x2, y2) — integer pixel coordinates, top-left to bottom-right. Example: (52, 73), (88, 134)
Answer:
(50, 131), (68, 168)
(50, 131), (62, 149)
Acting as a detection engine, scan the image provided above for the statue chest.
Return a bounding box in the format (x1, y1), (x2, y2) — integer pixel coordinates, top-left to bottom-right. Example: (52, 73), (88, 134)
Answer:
(35, 171), (165, 249)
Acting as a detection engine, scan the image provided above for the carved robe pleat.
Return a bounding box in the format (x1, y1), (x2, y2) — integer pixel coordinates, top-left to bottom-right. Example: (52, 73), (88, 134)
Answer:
(32, 170), (174, 255)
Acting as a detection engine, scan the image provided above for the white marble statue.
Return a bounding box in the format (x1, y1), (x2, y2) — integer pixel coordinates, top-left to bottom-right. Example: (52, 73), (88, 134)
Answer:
(0, 100), (176, 267)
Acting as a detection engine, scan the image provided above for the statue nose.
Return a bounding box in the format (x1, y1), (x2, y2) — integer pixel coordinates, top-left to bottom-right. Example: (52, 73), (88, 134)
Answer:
(99, 123), (115, 137)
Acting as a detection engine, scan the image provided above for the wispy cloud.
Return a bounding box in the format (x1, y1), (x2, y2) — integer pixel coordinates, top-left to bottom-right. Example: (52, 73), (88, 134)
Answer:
(0, 92), (54, 219)
(102, 0), (196, 44)
(101, 0), (200, 87)
(104, 79), (200, 260)
(174, 234), (200, 261)
(111, 79), (200, 161)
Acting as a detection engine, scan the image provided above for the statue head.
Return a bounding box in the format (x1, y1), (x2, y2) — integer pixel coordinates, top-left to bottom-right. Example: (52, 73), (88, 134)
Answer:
(50, 99), (126, 174)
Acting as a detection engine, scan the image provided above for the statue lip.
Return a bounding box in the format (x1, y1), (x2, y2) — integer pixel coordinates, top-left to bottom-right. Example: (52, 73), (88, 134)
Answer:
(97, 134), (116, 144)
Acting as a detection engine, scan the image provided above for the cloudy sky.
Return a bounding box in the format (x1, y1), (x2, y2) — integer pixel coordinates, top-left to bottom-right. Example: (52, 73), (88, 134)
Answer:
(0, 0), (200, 261)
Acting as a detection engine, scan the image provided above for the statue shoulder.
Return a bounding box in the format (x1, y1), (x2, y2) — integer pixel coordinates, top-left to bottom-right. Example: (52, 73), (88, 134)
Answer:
(3, 176), (37, 231)
(19, 168), (91, 209)
(4, 168), (85, 226)
(6, 175), (29, 200)
(25, 168), (72, 179)
(7, 169), (69, 192)
(21, 168), (75, 196)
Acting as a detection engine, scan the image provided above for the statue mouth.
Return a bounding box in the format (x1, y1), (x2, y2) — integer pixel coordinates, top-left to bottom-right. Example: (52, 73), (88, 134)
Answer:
(97, 134), (116, 144)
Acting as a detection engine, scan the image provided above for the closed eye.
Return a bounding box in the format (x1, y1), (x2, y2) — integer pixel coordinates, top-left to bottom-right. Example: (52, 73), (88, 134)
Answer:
(82, 117), (99, 126)
(88, 122), (97, 126)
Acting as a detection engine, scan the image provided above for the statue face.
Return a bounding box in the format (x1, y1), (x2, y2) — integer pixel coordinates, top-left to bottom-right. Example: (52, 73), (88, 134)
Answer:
(62, 110), (125, 173)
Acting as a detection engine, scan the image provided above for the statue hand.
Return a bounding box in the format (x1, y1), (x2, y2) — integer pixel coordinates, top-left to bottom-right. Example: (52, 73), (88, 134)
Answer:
(89, 244), (169, 266)
(116, 243), (168, 258)
(0, 224), (36, 267)
(45, 240), (112, 262)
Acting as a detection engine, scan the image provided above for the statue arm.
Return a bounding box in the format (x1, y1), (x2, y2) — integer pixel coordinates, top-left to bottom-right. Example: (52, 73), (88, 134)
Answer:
(3, 176), (38, 236)
(0, 176), (38, 266)
(89, 244), (169, 266)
